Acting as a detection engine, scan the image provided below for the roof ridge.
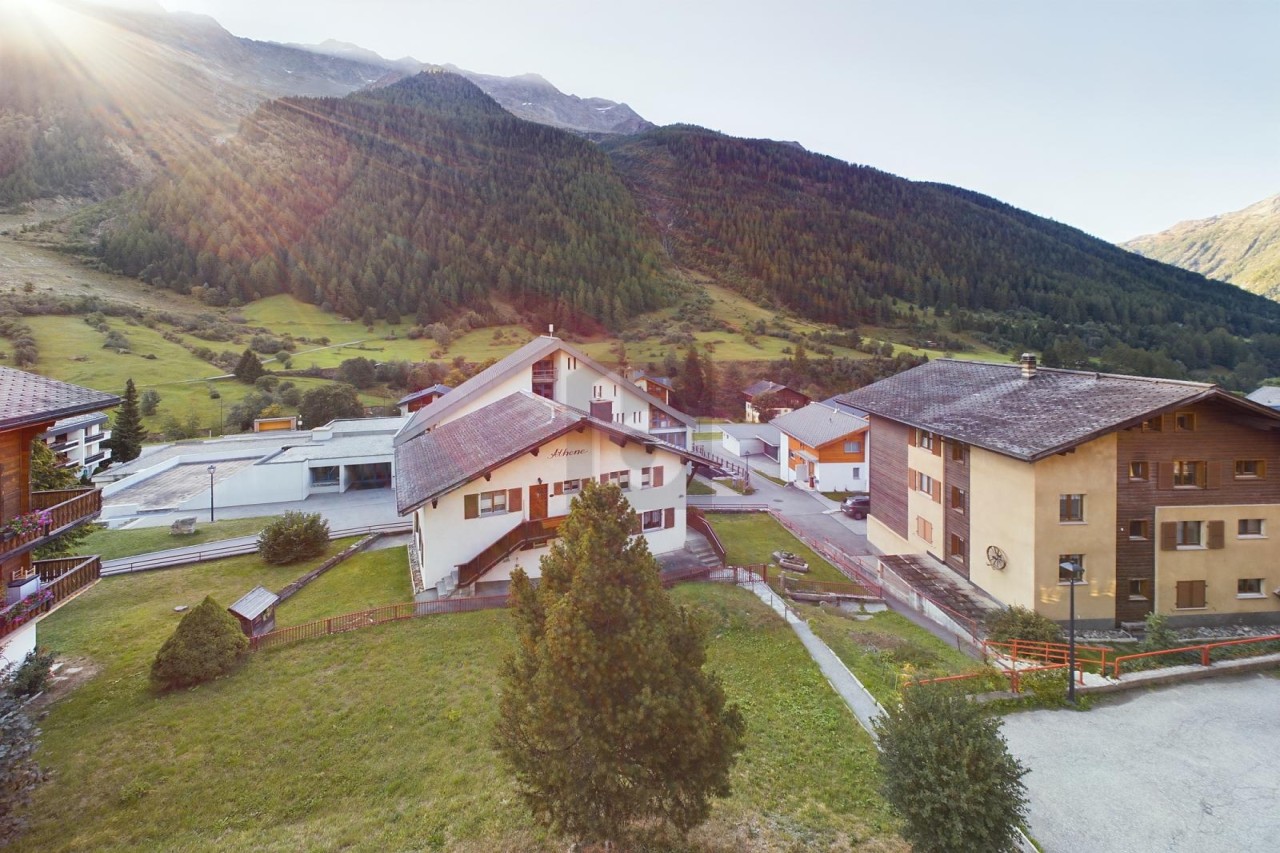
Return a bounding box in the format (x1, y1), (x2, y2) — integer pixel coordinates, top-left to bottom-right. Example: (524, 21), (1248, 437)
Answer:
(936, 358), (1216, 389)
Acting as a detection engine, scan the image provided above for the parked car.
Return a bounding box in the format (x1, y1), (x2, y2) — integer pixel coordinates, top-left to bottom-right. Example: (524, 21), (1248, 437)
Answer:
(841, 494), (870, 519)
(771, 550), (810, 572)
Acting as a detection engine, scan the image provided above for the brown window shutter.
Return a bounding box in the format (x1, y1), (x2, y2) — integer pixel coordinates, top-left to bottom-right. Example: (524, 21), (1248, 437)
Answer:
(1161, 413), (1175, 432)
(1193, 581), (1206, 608)
(653, 466), (664, 488)
(931, 480), (941, 503)
(600, 473), (609, 484)
(1156, 463), (1173, 490)
(508, 488), (522, 513)
(908, 429), (917, 447)
(664, 507), (675, 529)
(1176, 581), (1190, 609)
(909, 469), (918, 490)
(554, 482), (563, 496)
(1206, 462), (1221, 489)
(1159, 521), (1177, 551)
(932, 439), (942, 457)
(1207, 520), (1224, 549)
(464, 494), (479, 519)
(1260, 460), (1269, 479)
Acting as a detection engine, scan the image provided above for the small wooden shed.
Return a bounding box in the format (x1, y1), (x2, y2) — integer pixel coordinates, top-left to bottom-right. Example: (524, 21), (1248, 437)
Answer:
(228, 586), (279, 637)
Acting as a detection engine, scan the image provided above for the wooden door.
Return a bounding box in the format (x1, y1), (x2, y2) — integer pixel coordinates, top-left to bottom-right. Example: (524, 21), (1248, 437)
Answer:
(529, 483), (549, 521)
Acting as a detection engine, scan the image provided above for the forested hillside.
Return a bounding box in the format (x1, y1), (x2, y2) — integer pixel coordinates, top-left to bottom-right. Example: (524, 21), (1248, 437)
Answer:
(96, 72), (673, 329)
(603, 126), (1280, 385)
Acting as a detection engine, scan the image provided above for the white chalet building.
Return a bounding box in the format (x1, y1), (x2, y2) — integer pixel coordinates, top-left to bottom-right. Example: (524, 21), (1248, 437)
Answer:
(394, 335), (704, 598)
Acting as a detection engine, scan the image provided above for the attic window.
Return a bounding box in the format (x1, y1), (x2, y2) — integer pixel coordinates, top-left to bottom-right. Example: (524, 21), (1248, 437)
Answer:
(1174, 411), (1197, 432)
(1140, 417), (1162, 432)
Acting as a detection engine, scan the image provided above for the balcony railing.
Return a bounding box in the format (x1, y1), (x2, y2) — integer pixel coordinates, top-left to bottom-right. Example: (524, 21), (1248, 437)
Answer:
(0, 555), (101, 641)
(456, 515), (567, 589)
(1, 488), (103, 561)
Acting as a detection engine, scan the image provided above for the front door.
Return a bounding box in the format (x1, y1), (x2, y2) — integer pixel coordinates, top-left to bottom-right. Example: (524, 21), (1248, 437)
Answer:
(529, 483), (549, 521)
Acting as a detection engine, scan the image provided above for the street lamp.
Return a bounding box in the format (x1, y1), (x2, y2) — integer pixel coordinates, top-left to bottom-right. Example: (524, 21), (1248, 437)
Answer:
(1060, 559), (1084, 703)
(207, 465), (217, 523)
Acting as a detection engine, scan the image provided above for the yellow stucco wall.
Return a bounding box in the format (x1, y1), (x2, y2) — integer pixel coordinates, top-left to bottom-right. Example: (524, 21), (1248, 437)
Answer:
(869, 514), (912, 556)
(1154, 504), (1280, 618)
(969, 448), (1038, 609)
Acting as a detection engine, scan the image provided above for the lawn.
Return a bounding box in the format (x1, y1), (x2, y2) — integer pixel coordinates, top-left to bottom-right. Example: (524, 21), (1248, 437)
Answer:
(705, 512), (849, 585)
(687, 477), (716, 496)
(274, 545), (413, 627)
(22, 570), (903, 851)
(81, 517), (276, 561)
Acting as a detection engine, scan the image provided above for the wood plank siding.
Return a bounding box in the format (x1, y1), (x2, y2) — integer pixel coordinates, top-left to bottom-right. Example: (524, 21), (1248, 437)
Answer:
(870, 416), (910, 540)
(943, 439), (971, 579)
(0, 425), (45, 585)
(1114, 399), (1280, 623)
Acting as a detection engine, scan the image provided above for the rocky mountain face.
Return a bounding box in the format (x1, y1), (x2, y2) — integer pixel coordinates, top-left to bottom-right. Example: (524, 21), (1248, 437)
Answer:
(1123, 194), (1280, 299)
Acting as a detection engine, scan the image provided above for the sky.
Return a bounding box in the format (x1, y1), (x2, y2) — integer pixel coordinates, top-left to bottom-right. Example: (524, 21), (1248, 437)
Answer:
(162, 0), (1280, 243)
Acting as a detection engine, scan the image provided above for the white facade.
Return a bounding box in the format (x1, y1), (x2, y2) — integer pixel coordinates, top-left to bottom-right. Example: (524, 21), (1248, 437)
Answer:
(42, 413), (111, 478)
(412, 427), (688, 597)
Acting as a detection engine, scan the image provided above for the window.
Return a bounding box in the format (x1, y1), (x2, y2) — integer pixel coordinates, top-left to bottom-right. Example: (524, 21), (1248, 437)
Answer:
(1128, 519), (1149, 540)
(567, 356), (578, 370)
(1128, 461), (1148, 481)
(915, 516), (934, 544)
(1059, 494), (1085, 523)
(1237, 578), (1264, 597)
(592, 384), (603, 398)
(557, 479), (582, 495)
(601, 469), (631, 490)
(1238, 518), (1264, 537)
(918, 431), (934, 451)
(478, 489), (507, 516)
(950, 485), (966, 513)
(1058, 555), (1085, 584)
(1172, 460), (1204, 488)
(641, 509), (664, 532)
(310, 466), (339, 486)
(1175, 580), (1206, 609)
(949, 533), (966, 563)
(951, 442), (967, 463)
(1174, 411), (1197, 432)
(1234, 459), (1266, 479)
(1128, 579), (1150, 601)
(1141, 416), (1163, 432)
(843, 440), (863, 454)
(917, 473), (936, 495)
(1175, 520), (1203, 548)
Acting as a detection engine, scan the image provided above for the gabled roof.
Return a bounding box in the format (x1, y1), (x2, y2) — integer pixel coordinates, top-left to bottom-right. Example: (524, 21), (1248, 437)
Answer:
(718, 422), (781, 444)
(396, 384), (452, 407)
(395, 391), (701, 514)
(743, 379), (786, 397)
(1246, 386), (1280, 408)
(394, 336), (695, 447)
(835, 359), (1280, 462)
(229, 585), (278, 620)
(772, 403), (868, 448)
(632, 371), (675, 390)
(0, 367), (120, 433)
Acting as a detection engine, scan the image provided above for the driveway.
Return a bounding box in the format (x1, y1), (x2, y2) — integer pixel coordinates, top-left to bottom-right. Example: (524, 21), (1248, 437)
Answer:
(1001, 673), (1280, 853)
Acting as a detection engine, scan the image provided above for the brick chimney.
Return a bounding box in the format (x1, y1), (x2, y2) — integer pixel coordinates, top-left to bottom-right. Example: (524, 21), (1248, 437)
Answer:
(1020, 353), (1037, 379)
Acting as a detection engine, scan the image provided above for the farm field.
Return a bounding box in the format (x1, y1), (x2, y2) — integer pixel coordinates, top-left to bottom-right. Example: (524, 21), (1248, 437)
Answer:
(22, 559), (903, 852)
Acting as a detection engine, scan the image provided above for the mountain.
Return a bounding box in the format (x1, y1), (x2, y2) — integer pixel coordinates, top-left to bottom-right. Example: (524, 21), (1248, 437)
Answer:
(1123, 194), (1280, 299)
(94, 72), (672, 330)
(90, 72), (1280, 388)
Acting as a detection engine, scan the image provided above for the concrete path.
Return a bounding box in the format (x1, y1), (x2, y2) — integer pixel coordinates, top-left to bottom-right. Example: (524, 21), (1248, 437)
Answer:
(1002, 673), (1280, 853)
(739, 579), (886, 737)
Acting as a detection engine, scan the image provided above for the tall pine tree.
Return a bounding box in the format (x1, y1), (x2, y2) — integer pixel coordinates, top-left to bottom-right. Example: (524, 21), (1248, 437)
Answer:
(495, 481), (744, 845)
(106, 378), (145, 463)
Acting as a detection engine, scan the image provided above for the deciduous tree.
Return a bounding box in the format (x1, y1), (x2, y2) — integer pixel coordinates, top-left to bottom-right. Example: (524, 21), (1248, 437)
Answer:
(495, 481), (744, 846)
(298, 383), (364, 428)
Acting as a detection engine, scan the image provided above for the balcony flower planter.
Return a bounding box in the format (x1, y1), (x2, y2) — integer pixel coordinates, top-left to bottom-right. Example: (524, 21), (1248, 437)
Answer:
(0, 587), (53, 637)
(3, 509), (53, 539)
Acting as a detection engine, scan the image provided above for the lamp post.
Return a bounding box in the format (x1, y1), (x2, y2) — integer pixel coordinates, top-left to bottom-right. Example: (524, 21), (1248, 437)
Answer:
(207, 465), (217, 523)
(1060, 559), (1084, 703)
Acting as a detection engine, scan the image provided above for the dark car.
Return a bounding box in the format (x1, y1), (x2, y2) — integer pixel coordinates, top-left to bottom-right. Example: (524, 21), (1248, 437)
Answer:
(841, 494), (870, 519)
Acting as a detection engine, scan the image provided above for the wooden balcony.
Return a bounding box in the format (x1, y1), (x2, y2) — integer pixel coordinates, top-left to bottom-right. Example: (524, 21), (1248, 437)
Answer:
(456, 515), (567, 589)
(1, 488), (103, 561)
(0, 555), (101, 641)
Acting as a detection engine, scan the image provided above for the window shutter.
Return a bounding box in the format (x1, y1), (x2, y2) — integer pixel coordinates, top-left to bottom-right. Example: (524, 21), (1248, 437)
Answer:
(1176, 581), (1190, 609)
(908, 429), (917, 447)
(508, 488), (522, 513)
(909, 469), (918, 490)
(1156, 463), (1173, 490)
(464, 494), (479, 519)
(664, 507), (676, 529)
(600, 473), (609, 484)
(1161, 413), (1175, 432)
(1159, 521), (1176, 551)
(931, 481), (941, 503)
(932, 438), (942, 457)
(1206, 462), (1221, 489)
(1260, 460), (1268, 479)
(653, 465), (664, 487)
(554, 482), (563, 496)
(1207, 520), (1224, 549)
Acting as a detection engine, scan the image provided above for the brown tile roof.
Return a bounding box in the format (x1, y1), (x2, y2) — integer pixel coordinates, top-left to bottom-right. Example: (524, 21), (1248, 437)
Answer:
(395, 391), (700, 514)
(834, 359), (1277, 461)
(0, 367), (120, 433)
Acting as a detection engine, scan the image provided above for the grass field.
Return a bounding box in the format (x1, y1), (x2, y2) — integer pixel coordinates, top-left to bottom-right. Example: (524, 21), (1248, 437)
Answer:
(23, 563), (904, 851)
(705, 513), (848, 585)
(274, 545), (413, 627)
(80, 517), (275, 561)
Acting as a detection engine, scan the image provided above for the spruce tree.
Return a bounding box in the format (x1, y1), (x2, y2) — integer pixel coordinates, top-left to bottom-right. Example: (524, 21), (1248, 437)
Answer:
(676, 345), (706, 414)
(233, 349), (266, 384)
(107, 378), (145, 463)
(495, 481), (744, 845)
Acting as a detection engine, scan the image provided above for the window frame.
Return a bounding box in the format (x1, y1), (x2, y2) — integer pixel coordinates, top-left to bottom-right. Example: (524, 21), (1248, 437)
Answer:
(950, 485), (967, 514)
(843, 439), (863, 454)
(1172, 460), (1205, 489)
(1237, 578), (1264, 598)
(1237, 518), (1264, 538)
(1128, 519), (1149, 540)
(309, 465), (340, 486)
(602, 469), (631, 490)
(1234, 459), (1265, 480)
(1174, 411), (1197, 432)
(641, 509), (664, 532)
(561, 479), (582, 495)
(478, 489), (508, 516)
(1128, 460), (1148, 481)
(1175, 520), (1204, 548)
(916, 430), (934, 451)
(1059, 493), (1085, 523)
(951, 442), (967, 463)
(949, 533), (966, 564)
(1127, 578), (1151, 601)
(1057, 554), (1086, 585)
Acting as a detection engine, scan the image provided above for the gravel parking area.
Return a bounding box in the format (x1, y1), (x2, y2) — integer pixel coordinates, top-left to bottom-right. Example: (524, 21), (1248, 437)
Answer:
(1001, 673), (1280, 853)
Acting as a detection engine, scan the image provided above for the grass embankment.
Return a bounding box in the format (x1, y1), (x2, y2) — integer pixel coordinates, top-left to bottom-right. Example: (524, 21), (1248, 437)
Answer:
(687, 477), (716, 496)
(273, 546), (412, 627)
(24, 560), (902, 851)
(706, 512), (848, 585)
(81, 517), (276, 561)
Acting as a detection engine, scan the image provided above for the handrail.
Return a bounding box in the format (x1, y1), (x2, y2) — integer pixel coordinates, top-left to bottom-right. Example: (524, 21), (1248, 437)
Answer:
(685, 507), (726, 566)
(1111, 633), (1280, 677)
(455, 515), (567, 589)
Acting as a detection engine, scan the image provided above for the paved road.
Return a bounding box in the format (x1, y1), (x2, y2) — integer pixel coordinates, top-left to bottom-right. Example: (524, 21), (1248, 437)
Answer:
(1002, 673), (1280, 853)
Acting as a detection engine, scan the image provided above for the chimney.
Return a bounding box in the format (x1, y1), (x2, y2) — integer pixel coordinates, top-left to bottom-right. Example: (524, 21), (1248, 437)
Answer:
(1020, 353), (1037, 379)
(547, 324), (555, 338)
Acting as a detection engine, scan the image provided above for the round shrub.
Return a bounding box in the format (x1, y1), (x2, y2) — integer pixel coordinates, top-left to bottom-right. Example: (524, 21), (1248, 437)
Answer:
(257, 511), (329, 565)
(984, 605), (1063, 645)
(150, 597), (249, 690)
